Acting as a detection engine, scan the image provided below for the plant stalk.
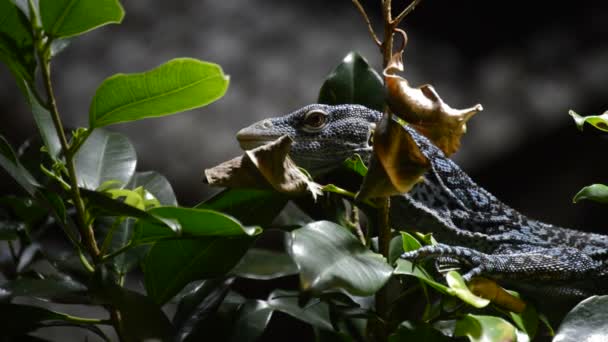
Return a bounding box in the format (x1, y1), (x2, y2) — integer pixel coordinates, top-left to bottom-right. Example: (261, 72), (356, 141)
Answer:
(38, 53), (101, 263)
(35, 41), (128, 340)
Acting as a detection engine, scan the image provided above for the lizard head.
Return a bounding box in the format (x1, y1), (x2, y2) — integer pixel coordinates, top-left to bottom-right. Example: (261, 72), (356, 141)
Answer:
(236, 104), (381, 175)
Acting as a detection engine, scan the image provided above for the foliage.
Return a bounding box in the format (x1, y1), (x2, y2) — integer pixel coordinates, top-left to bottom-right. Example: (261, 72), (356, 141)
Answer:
(0, 0), (605, 341)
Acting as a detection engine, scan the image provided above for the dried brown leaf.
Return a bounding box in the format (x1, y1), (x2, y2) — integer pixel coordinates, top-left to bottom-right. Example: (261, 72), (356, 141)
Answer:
(385, 51), (482, 156)
(358, 116), (429, 199)
(204, 136), (322, 199)
(468, 277), (526, 313)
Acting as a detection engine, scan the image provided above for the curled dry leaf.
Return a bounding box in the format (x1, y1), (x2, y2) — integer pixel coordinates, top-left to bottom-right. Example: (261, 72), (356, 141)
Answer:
(467, 277), (526, 313)
(204, 136), (322, 199)
(358, 115), (429, 199)
(384, 50), (482, 156)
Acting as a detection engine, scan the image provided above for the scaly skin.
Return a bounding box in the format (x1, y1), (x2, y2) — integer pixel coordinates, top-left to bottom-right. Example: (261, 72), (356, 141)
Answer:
(236, 104), (608, 298)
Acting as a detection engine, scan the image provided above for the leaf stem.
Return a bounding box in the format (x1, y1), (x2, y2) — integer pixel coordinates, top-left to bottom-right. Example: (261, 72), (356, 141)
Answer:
(37, 48), (101, 263)
(101, 241), (134, 262)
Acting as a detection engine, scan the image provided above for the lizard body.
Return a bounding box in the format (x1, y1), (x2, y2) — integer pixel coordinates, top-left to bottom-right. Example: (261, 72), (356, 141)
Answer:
(236, 104), (608, 298)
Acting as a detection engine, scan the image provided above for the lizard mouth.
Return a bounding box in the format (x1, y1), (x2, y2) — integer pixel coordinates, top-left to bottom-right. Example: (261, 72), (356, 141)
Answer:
(236, 137), (277, 150)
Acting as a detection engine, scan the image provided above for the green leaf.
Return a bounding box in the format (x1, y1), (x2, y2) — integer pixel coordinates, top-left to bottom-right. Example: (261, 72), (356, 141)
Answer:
(134, 206), (261, 244)
(454, 314), (517, 342)
(318, 52), (384, 112)
(0, 278), (87, 304)
(229, 300), (274, 342)
(289, 221), (392, 296)
(394, 259), (451, 295)
(25, 85), (62, 159)
(0, 195), (47, 225)
(89, 58), (229, 128)
(0, 135), (39, 195)
(230, 289), (334, 341)
(266, 289), (333, 330)
(39, 0), (124, 38)
(553, 295), (608, 342)
(231, 248), (299, 280)
(129, 171), (177, 206)
(92, 283), (174, 340)
(508, 293), (538, 340)
(389, 321), (451, 342)
(0, 219), (22, 240)
(445, 271), (490, 308)
(74, 129), (136, 190)
(172, 279), (230, 328)
(143, 236), (253, 304)
(388, 235), (404, 264)
(109, 171), (176, 273)
(401, 231), (423, 252)
(0, 303), (103, 337)
(0, 2), (36, 94)
(343, 153), (368, 177)
(573, 184), (608, 204)
(196, 189), (287, 226)
(80, 188), (152, 220)
(569, 110), (608, 132)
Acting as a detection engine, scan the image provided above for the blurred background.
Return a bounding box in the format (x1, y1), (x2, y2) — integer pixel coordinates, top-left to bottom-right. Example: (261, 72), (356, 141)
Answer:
(1, 0), (607, 234)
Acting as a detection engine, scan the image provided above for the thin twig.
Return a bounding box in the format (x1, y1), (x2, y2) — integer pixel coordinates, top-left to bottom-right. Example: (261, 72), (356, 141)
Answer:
(392, 0), (423, 27)
(351, 0), (382, 47)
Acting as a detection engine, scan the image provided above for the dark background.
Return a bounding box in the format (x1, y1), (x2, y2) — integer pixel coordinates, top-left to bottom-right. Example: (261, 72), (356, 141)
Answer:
(1, 1), (607, 231)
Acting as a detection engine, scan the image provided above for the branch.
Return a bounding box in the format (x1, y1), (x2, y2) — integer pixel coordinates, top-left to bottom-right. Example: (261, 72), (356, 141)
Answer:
(351, 0), (382, 47)
(392, 0), (423, 27)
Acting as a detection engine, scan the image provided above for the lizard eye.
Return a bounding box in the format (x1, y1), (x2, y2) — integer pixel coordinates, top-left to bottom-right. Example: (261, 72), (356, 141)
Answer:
(303, 109), (328, 131)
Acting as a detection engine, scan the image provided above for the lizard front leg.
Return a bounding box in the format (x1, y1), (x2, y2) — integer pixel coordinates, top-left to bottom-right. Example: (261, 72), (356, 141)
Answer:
(401, 244), (602, 284)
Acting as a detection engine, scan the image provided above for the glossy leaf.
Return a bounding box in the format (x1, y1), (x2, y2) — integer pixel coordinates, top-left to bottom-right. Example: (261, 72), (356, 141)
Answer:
(129, 171), (177, 206)
(106, 172), (175, 273)
(454, 314), (517, 342)
(401, 231), (423, 252)
(229, 300), (274, 342)
(289, 221), (392, 296)
(394, 259), (450, 295)
(81, 188), (152, 220)
(231, 248), (299, 280)
(17, 243), (41, 273)
(389, 321), (451, 342)
(318, 52), (384, 112)
(173, 279), (230, 327)
(573, 184), (608, 204)
(388, 235), (403, 264)
(569, 110), (608, 132)
(92, 283), (174, 340)
(39, 0), (124, 38)
(0, 303), (101, 337)
(26, 86), (62, 159)
(553, 295), (608, 342)
(445, 271), (490, 308)
(0, 1), (36, 94)
(174, 278), (233, 342)
(0, 278), (87, 304)
(134, 206), (261, 243)
(266, 289), (333, 330)
(74, 129), (137, 190)
(89, 58), (229, 127)
(143, 236), (252, 304)
(0, 135), (40, 195)
(196, 189), (287, 226)
(0, 219), (22, 240)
